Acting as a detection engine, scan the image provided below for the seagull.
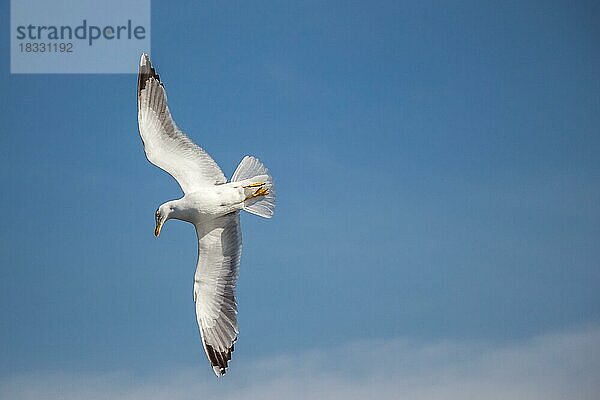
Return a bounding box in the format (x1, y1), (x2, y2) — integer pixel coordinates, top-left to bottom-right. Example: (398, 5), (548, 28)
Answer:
(137, 53), (275, 376)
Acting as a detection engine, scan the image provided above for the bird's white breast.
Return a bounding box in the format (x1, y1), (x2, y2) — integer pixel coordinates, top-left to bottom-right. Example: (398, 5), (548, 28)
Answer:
(178, 184), (245, 223)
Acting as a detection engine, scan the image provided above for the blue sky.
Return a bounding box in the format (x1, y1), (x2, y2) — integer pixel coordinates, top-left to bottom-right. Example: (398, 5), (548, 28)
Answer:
(1, 0), (599, 397)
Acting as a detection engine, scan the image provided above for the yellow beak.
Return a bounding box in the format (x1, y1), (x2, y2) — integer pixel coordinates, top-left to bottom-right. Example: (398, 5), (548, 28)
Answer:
(154, 221), (163, 237)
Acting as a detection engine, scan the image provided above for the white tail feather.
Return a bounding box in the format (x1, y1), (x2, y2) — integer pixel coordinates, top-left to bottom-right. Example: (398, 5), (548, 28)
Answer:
(232, 156), (275, 218)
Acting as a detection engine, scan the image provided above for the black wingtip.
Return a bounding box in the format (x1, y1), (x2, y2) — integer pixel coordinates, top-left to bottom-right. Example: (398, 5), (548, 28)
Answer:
(137, 53), (162, 95)
(205, 342), (235, 377)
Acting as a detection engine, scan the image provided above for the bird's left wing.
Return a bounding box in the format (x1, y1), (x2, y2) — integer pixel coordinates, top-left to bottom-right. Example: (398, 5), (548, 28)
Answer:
(193, 212), (242, 376)
(137, 54), (226, 193)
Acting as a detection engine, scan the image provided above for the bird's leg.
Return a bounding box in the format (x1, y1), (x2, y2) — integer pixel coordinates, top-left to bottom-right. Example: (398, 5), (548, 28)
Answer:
(246, 186), (269, 200)
(243, 182), (265, 188)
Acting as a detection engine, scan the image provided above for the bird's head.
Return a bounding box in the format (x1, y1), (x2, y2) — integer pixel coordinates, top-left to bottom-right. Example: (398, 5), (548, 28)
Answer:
(154, 203), (174, 237)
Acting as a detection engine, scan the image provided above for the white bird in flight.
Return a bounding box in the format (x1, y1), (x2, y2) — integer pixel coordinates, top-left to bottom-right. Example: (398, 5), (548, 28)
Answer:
(137, 53), (275, 376)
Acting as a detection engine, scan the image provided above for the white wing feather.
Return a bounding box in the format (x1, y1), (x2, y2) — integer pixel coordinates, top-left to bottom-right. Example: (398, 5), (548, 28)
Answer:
(137, 54), (226, 193)
(194, 212), (242, 376)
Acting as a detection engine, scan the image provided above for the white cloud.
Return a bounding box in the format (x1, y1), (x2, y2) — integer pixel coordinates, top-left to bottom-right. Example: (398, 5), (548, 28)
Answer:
(2, 324), (599, 400)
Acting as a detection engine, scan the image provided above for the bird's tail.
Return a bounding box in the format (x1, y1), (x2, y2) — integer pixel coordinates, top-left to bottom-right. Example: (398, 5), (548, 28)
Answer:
(231, 156), (275, 218)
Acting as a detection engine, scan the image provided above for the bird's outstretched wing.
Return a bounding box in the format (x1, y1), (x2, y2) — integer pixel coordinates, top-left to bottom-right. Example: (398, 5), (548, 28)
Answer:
(193, 213), (242, 376)
(137, 54), (226, 193)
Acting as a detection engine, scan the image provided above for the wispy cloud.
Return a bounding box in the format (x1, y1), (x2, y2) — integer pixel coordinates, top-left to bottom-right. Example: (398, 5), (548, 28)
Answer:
(2, 325), (599, 400)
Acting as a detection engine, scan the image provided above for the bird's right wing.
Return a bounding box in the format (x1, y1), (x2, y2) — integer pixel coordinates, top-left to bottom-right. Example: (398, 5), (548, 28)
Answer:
(193, 212), (242, 376)
(137, 54), (226, 193)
